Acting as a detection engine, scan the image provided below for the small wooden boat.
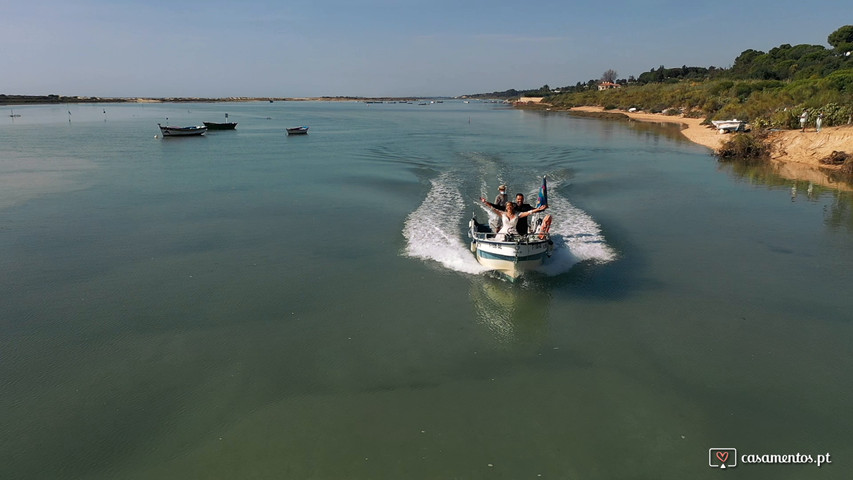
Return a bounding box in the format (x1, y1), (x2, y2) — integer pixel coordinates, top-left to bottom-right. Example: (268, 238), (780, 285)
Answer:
(158, 123), (207, 136)
(203, 121), (237, 130)
(286, 126), (309, 135)
(204, 113), (237, 130)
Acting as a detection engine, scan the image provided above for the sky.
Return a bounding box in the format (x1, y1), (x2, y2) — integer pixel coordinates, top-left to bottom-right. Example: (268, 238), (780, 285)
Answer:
(1, 0), (849, 98)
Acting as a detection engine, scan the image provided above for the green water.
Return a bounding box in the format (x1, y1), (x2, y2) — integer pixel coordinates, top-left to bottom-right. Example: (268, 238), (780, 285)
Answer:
(1, 101), (851, 479)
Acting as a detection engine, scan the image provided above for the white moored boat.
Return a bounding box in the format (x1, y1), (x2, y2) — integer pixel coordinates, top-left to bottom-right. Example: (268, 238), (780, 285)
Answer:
(158, 123), (207, 136)
(468, 215), (553, 279)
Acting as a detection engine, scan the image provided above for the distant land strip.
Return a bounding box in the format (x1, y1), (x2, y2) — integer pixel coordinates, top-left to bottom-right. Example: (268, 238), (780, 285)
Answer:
(0, 94), (447, 105)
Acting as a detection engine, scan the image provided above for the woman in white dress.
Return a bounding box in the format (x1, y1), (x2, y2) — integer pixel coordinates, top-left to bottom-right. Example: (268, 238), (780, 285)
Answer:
(479, 197), (546, 239)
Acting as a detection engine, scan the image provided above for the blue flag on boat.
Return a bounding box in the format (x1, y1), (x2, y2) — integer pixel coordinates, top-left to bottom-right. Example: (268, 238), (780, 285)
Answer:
(536, 176), (548, 208)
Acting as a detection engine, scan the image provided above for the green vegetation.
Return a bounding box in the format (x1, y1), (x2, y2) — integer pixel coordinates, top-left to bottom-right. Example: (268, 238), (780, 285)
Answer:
(717, 132), (770, 159)
(541, 26), (853, 131)
(463, 85), (554, 100)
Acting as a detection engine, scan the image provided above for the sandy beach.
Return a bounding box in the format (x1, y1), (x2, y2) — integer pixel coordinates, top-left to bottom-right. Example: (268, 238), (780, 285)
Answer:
(570, 106), (722, 150)
(569, 106), (853, 189)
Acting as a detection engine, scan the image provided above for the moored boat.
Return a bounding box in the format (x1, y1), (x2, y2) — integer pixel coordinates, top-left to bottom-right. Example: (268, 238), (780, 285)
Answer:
(204, 113), (237, 130)
(203, 121), (237, 130)
(158, 123), (207, 136)
(286, 126), (309, 135)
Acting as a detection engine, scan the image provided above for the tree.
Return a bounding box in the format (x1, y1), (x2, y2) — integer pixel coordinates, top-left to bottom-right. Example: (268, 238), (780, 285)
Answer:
(732, 49), (764, 76)
(601, 69), (618, 83)
(828, 25), (853, 53)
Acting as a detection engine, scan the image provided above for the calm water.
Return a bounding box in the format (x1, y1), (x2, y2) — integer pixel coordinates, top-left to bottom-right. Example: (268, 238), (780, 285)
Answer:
(2, 101), (851, 479)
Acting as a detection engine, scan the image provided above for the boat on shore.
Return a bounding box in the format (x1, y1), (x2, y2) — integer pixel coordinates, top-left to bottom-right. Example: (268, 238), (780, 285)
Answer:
(158, 123), (207, 137)
(468, 214), (553, 279)
(286, 126), (309, 135)
(711, 119), (746, 133)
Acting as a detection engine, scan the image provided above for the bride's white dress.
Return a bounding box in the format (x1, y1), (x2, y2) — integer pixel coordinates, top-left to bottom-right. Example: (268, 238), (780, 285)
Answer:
(498, 213), (520, 237)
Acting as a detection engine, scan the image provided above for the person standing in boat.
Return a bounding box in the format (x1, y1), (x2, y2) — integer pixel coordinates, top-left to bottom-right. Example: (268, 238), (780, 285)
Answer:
(479, 197), (546, 240)
(482, 184), (509, 231)
(494, 184), (508, 208)
(482, 185), (509, 209)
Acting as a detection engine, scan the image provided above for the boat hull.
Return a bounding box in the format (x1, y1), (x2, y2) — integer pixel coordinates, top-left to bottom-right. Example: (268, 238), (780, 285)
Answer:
(711, 120), (746, 133)
(203, 122), (237, 130)
(475, 240), (551, 278)
(469, 218), (552, 279)
(286, 126), (309, 135)
(158, 124), (207, 136)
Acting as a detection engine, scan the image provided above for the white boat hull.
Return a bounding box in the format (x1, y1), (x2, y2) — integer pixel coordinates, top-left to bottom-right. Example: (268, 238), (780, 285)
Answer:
(711, 119), (745, 133)
(158, 124), (207, 136)
(469, 218), (552, 279)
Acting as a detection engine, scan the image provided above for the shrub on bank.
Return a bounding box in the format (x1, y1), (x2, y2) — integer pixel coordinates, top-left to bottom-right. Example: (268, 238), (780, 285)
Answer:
(717, 132), (770, 159)
(842, 159), (853, 177)
(823, 151), (853, 178)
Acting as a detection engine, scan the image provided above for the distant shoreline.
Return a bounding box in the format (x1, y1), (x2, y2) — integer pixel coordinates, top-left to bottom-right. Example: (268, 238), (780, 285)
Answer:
(7, 94), (849, 189)
(0, 94), (443, 105)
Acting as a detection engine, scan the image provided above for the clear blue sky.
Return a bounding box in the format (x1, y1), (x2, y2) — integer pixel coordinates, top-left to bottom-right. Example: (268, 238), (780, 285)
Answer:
(1, 0), (848, 98)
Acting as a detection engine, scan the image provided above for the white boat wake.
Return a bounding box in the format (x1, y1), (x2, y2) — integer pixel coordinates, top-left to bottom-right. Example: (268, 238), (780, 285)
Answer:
(535, 193), (617, 275)
(402, 172), (616, 277)
(402, 173), (490, 275)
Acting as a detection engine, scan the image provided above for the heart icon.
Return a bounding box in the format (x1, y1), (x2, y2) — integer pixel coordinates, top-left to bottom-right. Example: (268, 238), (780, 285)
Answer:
(716, 451), (729, 463)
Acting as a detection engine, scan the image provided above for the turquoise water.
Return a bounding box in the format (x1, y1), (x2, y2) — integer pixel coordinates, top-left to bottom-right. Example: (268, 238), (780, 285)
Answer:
(2, 101), (851, 479)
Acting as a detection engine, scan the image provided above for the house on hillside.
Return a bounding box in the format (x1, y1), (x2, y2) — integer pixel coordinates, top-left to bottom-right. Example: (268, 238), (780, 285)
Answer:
(598, 82), (621, 91)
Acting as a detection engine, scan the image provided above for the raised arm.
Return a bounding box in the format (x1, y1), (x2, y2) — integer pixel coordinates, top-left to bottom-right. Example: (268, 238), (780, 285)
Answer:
(519, 204), (547, 218)
(480, 197), (501, 214)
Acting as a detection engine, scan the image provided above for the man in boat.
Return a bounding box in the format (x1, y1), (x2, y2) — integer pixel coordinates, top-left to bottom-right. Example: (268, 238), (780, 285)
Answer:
(511, 193), (546, 236)
(494, 184), (508, 208)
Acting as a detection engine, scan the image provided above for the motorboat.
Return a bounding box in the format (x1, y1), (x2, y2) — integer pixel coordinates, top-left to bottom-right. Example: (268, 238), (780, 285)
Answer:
(286, 126), (309, 135)
(711, 119), (746, 133)
(158, 123), (207, 136)
(468, 214), (553, 280)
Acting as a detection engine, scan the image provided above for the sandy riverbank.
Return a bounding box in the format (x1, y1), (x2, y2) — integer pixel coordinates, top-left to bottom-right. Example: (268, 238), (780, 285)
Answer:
(570, 106), (853, 189)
